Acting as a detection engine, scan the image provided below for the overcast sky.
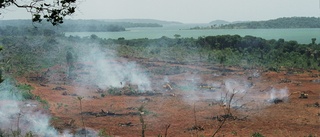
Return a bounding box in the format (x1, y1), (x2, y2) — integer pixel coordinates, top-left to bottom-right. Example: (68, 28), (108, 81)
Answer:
(1, 0), (320, 23)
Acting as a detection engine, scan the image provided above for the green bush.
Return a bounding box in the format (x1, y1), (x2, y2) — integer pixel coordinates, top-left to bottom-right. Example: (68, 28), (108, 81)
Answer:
(35, 95), (50, 109)
(252, 132), (264, 137)
(98, 128), (113, 137)
(16, 84), (35, 100)
(21, 91), (35, 100)
(17, 84), (34, 91)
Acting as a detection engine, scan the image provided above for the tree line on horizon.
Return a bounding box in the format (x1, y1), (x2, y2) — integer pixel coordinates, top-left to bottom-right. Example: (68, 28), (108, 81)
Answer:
(217, 17), (320, 29)
(0, 27), (319, 77)
(110, 35), (320, 70)
(0, 20), (162, 33)
(192, 17), (320, 30)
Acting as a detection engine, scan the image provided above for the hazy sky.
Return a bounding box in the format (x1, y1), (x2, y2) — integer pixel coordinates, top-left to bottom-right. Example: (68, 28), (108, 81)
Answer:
(1, 0), (320, 23)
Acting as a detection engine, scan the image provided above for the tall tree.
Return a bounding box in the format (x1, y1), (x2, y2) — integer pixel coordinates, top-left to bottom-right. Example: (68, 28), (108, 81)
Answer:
(0, 0), (76, 25)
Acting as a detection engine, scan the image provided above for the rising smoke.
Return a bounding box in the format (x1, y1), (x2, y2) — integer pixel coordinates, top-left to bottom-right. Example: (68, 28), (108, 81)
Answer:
(0, 80), (73, 136)
(267, 87), (289, 103)
(73, 44), (152, 91)
(198, 78), (289, 109)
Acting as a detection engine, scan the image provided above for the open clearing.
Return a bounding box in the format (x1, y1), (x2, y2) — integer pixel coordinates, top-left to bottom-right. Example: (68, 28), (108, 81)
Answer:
(20, 57), (320, 137)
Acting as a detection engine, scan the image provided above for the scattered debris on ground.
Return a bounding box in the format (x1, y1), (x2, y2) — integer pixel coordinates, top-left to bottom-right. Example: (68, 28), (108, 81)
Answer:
(39, 83), (48, 87)
(62, 91), (68, 96)
(310, 74), (320, 78)
(299, 92), (308, 99)
(211, 114), (247, 121)
(107, 86), (162, 96)
(74, 128), (97, 137)
(311, 79), (320, 83)
(118, 122), (134, 127)
(268, 98), (284, 104)
(187, 125), (204, 131)
(273, 98), (284, 104)
(199, 85), (216, 91)
(81, 109), (140, 117)
(163, 83), (173, 90)
(65, 119), (75, 127)
(27, 75), (47, 82)
(137, 98), (151, 103)
(306, 102), (320, 108)
(279, 78), (291, 83)
(96, 88), (104, 93)
(52, 86), (66, 90)
(126, 107), (138, 110)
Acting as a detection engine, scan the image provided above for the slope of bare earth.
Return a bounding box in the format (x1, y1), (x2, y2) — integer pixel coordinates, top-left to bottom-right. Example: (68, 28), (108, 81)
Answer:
(19, 58), (320, 137)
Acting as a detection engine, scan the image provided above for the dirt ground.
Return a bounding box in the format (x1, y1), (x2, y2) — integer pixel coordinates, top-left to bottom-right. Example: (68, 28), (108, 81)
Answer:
(20, 58), (320, 137)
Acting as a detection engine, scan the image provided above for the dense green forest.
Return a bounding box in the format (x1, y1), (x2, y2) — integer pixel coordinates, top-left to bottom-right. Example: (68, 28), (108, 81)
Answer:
(0, 27), (319, 77)
(0, 20), (162, 32)
(218, 17), (320, 29)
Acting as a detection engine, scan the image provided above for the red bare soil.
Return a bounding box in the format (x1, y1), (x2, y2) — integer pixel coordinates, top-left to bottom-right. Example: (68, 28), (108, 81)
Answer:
(20, 59), (320, 137)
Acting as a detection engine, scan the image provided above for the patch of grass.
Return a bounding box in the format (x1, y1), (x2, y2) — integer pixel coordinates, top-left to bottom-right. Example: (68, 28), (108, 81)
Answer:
(107, 87), (122, 96)
(17, 83), (35, 100)
(0, 129), (6, 137)
(17, 84), (34, 91)
(56, 103), (63, 109)
(305, 134), (316, 137)
(21, 90), (35, 100)
(51, 116), (60, 121)
(142, 109), (153, 115)
(0, 129), (34, 137)
(100, 93), (106, 97)
(25, 131), (34, 137)
(98, 128), (113, 137)
(15, 83), (51, 110)
(252, 132), (264, 137)
(231, 131), (237, 135)
(35, 95), (50, 110)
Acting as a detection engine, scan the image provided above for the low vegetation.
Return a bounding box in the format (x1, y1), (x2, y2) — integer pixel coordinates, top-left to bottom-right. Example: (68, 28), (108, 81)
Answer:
(1, 27), (319, 77)
(252, 132), (265, 137)
(111, 35), (320, 71)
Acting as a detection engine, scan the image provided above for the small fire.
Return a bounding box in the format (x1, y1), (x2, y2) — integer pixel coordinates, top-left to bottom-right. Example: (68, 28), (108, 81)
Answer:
(267, 87), (289, 104)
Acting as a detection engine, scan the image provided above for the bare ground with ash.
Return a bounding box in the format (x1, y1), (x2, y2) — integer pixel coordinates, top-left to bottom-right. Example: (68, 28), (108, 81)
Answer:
(20, 58), (320, 137)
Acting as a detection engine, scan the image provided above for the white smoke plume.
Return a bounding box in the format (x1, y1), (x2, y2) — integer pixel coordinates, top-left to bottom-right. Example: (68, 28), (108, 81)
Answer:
(181, 74), (203, 104)
(0, 80), (72, 136)
(163, 76), (170, 84)
(267, 87), (289, 102)
(213, 79), (251, 108)
(75, 45), (151, 91)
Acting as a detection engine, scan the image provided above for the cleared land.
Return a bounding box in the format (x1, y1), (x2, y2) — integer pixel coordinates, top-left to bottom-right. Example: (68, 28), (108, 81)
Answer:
(19, 57), (320, 137)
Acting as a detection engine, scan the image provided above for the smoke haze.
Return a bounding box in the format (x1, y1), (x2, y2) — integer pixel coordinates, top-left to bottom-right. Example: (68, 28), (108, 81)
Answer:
(74, 45), (152, 91)
(0, 80), (72, 136)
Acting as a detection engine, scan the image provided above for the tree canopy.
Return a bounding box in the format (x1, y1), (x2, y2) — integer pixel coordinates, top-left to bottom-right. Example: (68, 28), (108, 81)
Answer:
(0, 0), (76, 25)
(218, 17), (320, 29)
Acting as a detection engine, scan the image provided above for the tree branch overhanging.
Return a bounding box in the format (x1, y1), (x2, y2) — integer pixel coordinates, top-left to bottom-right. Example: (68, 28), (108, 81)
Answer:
(0, 0), (77, 25)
